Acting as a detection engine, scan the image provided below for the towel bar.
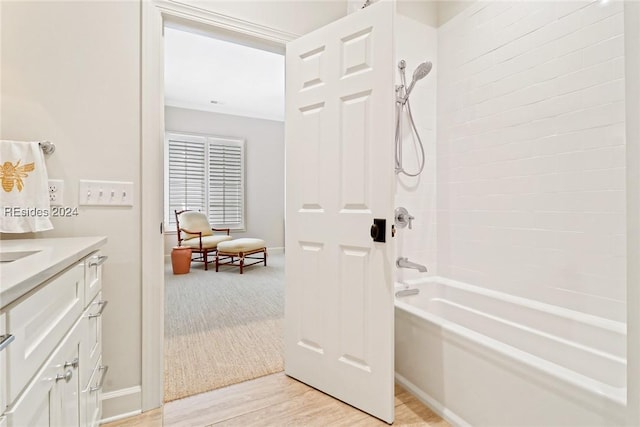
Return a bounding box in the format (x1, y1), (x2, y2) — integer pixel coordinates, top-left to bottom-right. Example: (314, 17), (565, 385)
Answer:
(39, 141), (55, 155)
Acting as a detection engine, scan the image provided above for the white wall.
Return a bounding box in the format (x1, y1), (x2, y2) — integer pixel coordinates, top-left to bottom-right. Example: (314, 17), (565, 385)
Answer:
(1, 0), (142, 411)
(394, 8), (438, 282)
(437, 1), (626, 322)
(164, 106), (284, 255)
(436, 0), (473, 26)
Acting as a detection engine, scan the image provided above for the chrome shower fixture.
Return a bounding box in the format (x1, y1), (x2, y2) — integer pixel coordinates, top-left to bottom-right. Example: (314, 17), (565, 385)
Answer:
(397, 60), (432, 104)
(394, 207), (415, 229)
(395, 59), (433, 177)
(403, 61), (432, 102)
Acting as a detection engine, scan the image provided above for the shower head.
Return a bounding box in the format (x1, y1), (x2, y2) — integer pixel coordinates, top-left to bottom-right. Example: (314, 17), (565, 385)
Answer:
(404, 61), (432, 99)
(413, 61), (433, 81)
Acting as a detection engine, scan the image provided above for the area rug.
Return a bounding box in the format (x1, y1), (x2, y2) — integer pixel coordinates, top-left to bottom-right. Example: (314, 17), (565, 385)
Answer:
(163, 253), (284, 402)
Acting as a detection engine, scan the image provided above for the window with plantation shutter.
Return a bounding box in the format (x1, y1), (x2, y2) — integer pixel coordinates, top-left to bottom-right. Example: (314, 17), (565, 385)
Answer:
(165, 132), (245, 230)
(208, 140), (243, 227)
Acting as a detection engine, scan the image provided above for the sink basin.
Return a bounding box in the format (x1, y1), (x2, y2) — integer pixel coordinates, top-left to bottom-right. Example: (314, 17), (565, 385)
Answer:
(0, 250), (41, 263)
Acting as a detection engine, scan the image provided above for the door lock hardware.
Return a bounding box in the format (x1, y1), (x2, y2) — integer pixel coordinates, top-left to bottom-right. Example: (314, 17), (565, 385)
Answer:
(370, 218), (387, 242)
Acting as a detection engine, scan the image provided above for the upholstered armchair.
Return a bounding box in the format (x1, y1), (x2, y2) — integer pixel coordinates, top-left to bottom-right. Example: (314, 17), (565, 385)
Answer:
(175, 210), (232, 270)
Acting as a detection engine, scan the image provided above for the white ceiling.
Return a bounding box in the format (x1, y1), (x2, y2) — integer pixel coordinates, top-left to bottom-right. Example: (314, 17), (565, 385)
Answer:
(164, 27), (285, 122)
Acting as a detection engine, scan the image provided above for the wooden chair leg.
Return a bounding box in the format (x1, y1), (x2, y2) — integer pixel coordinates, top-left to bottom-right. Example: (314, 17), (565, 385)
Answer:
(204, 249), (209, 270)
(264, 249), (267, 266)
(240, 253), (244, 274)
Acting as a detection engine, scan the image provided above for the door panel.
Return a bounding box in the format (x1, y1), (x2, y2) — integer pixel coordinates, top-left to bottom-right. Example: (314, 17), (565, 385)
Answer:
(284, 1), (395, 423)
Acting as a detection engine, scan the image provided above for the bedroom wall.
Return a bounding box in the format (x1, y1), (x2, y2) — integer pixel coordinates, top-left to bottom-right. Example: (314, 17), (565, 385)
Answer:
(163, 106), (285, 255)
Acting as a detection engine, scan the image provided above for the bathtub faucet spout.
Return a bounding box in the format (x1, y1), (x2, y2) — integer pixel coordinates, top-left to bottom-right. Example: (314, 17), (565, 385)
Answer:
(396, 257), (428, 272)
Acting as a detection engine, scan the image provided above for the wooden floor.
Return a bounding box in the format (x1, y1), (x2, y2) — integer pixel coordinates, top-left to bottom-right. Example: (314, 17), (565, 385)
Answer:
(103, 372), (448, 427)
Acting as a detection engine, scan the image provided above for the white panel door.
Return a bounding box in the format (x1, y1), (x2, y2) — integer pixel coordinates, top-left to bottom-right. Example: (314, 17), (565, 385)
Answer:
(284, 1), (396, 423)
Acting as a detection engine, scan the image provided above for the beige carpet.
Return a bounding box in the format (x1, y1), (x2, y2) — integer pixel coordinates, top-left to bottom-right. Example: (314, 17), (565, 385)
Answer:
(163, 252), (284, 402)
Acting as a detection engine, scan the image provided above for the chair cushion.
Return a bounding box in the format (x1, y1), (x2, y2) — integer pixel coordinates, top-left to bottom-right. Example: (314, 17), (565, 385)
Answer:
(217, 238), (266, 253)
(179, 211), (213, 239)
(181, 234), (233, 250)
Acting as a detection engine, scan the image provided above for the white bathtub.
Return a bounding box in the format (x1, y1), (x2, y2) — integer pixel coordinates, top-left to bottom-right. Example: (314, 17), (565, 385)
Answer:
(394, 277), (627, 427)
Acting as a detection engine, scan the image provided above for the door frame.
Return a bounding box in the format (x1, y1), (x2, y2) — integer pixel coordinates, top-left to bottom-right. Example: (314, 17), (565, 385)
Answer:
(140, 0), (296, 411)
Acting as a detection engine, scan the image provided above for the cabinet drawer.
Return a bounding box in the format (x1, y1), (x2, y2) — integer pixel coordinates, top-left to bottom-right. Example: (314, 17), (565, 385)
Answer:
(84, 251), (105, 307)
(6, 318), (82, 427)
(80, 292), (104, 389)
(6, 262), (84, 404)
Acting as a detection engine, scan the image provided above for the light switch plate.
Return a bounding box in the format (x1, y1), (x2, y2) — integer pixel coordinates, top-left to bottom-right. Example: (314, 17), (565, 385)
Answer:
(79, 180), (134, 206)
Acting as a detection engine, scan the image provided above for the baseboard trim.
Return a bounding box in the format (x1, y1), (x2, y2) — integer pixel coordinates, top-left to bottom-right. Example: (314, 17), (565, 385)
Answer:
(100, 386), (143, 423)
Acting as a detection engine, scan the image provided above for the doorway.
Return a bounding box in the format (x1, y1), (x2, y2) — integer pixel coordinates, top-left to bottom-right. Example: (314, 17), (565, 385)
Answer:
(161, 21), (287, 402)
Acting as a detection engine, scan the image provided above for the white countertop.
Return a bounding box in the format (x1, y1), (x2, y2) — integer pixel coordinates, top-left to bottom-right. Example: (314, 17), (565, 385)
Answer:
(0, 236), (107, 309)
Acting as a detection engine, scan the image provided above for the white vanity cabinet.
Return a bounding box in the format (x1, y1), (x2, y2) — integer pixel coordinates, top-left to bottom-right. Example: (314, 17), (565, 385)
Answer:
(0, 313), (8, 414)
(0, 238), (107, 427)
(5, 262), (84, 405)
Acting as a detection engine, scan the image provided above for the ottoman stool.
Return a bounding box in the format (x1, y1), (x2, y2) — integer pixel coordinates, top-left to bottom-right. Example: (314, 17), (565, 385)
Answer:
(215, 238), (267, 274)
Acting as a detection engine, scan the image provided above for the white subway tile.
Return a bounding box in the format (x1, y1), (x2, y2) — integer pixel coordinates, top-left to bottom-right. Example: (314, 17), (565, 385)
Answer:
(582, 0), (622, 26)
(494, 3), (537, 29)
(553, 60), (614, 96)
(612, 145), (626, 168)
(555, 1), (592, 20)
(581, 78), (625, 108)
(582, 35), (624, 68)
(552, 49), (585, 79)
(611, 56), (625, 79)
(554, 27), (590, 57)
(555, 101), (623, 134)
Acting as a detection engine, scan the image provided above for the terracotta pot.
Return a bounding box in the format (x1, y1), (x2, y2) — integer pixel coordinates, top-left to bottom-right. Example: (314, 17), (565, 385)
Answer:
(171, 246), (192, 274)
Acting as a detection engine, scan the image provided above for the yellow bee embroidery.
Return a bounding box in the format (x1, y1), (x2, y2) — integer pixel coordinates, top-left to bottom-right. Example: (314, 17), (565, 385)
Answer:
(1, 160), (35, 192)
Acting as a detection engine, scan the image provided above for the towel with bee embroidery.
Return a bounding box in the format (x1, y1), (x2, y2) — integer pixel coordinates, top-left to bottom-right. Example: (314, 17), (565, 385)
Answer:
(0, 140), (53, 232)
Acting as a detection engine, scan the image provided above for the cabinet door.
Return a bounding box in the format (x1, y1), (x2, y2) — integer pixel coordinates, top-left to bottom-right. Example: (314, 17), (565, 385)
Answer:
(82, 358), (105, 427)
(49, 338), (80, 427)
(6, 320), (82, 427)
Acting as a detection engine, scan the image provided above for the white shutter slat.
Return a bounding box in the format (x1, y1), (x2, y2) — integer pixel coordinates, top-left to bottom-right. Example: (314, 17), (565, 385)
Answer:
(207, 138), (244, 227)
(165, 132), (244, 229)
(166, 135), (207, 226)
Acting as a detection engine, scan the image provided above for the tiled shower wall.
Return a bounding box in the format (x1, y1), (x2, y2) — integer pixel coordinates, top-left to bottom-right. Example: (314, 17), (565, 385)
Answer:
(436, 1), (626, 321)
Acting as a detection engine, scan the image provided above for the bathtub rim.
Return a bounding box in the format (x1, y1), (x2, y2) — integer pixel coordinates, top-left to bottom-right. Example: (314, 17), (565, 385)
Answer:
(394, 277), (627, 407)
(396, 276), (626, 334)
